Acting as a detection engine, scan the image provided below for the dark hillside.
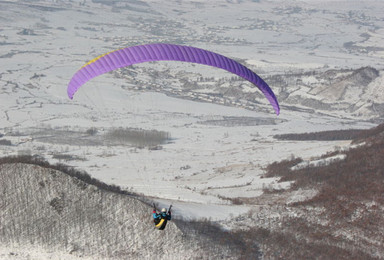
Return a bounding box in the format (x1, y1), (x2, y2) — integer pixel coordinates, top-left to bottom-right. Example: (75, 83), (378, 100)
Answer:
(353, 122), (384, 142)
(259, 123), (384, 259)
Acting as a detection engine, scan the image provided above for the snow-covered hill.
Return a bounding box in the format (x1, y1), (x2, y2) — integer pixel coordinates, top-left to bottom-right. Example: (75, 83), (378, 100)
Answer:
(0, 162), (245, 260)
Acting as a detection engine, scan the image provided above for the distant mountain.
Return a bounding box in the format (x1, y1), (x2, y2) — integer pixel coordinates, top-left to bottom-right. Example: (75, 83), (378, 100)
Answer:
(269, 66), (384, 120)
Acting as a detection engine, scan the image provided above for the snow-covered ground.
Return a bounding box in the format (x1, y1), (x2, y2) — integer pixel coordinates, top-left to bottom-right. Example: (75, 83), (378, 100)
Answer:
(1, 0), (383, 222)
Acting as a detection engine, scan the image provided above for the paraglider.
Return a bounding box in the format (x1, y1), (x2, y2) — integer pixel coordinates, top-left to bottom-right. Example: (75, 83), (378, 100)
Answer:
(67, 43), (280, 115)
(153, 204), (172, 230)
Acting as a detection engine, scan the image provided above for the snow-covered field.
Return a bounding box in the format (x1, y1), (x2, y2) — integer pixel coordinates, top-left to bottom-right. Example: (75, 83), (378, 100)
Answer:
(1, 0), (383, 222)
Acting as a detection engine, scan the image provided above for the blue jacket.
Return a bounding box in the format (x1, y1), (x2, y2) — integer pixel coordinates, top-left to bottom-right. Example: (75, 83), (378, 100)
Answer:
(153, 211), (171, 220)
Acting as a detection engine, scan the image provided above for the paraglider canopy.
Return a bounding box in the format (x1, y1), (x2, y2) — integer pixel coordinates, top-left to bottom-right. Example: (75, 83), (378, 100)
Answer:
(67, 43), (280, 115)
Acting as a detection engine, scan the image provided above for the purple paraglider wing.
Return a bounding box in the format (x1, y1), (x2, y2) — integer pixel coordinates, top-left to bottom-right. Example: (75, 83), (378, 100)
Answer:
(67, 43), (280, 115)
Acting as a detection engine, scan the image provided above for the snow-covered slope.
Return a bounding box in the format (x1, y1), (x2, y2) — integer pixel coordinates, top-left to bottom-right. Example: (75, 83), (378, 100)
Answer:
(0, 163), (241, 260)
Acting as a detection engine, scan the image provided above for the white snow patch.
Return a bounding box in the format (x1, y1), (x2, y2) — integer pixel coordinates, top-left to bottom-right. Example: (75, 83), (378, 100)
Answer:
(291, 154), (347, 171)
